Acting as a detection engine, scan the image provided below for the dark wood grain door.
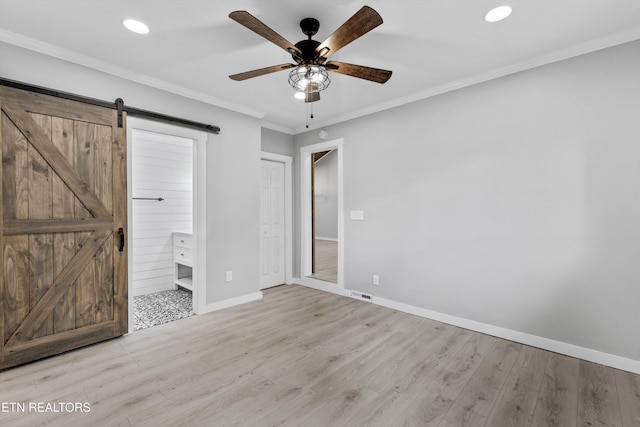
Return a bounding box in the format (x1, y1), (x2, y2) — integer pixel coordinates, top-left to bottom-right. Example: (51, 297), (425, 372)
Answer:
(0, 86), (127, 370)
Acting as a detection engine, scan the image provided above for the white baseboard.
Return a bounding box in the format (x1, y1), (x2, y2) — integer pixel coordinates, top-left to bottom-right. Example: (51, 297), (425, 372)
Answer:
(374, 296), (640, 375)
(200, 291), (263, 315)
(295, 282), (640, 374)
(298, 277), (350, 297)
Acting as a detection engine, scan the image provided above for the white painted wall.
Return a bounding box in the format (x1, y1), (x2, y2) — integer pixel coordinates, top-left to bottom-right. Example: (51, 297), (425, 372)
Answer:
(294, 40), (640, 370)
(131, 130), (192, 296)
(314, 150), (338, 240)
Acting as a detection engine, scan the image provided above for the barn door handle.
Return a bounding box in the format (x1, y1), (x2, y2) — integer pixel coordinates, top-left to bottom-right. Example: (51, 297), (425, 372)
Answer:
(118, 228), (125, 252)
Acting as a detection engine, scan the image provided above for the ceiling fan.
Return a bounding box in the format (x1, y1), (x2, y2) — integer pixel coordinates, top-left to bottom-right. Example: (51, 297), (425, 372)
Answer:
(228, 6), (392, 103)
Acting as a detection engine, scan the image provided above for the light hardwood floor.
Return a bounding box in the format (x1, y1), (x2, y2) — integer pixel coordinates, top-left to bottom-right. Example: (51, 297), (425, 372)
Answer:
(1, 285), (639, 426)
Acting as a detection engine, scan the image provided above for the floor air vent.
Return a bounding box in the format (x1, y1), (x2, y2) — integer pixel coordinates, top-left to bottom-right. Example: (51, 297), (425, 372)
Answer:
(350, 290), (373, 302)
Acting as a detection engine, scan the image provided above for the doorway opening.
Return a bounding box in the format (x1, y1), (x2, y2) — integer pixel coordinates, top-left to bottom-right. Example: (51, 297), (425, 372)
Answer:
(300, 139), (344, 292)
(126, 118), (207, 333)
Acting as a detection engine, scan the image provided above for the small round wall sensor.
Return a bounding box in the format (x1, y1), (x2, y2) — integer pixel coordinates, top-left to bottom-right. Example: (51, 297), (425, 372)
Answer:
(318, 130), (328, 140)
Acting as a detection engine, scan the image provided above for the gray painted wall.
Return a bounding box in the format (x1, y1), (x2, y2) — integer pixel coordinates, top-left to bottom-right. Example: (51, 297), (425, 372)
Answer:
(314, 150), (338, 240)
(294, 40), (640, 362)
(3, 37), (639, 363)
(206, 114), (261, 304)
(0, 41), (262, 306)
(261, 127), (294, 156)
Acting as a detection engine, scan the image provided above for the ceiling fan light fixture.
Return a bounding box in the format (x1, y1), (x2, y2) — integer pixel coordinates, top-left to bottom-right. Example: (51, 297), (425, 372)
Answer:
(484, 5), (512, 22)
(122, 18), (150, 34)
(288, 65), (331, 93)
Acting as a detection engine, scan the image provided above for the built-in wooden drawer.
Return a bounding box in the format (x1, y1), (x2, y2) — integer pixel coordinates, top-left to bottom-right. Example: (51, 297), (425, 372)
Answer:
(174, 232), (193, 249)
(173, 232), (193, 291)
(175, 248), (193, 265)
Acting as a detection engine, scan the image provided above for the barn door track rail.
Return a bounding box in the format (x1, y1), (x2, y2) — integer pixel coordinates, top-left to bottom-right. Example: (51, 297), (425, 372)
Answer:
(0, 77), (220, 134)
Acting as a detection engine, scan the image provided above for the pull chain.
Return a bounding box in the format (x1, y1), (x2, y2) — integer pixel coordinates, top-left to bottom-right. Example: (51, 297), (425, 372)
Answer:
(305, 102), (315, 128)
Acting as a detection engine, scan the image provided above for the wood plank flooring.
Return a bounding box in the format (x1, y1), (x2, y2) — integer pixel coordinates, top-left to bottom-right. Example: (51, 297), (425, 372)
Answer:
(0, 284), (638, 426)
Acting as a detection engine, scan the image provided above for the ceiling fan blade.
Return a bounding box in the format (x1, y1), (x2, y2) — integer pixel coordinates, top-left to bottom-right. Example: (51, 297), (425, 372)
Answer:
(229, 63), (296, 81)
(325, 61), (392, 83)
(315, 6), (383, 60)
(229, 11), (301, 56)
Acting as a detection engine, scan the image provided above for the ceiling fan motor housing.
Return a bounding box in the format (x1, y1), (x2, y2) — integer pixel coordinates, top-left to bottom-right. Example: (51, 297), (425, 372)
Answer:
(291, 18), (322, 63)
(293, 39), (321, 63)
(300, 17), (319, 37)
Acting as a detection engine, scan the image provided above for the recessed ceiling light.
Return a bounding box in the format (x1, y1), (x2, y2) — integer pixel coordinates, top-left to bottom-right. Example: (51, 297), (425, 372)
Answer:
(294, 92), (306, 100)
(123, 19), (149, 34)
(485, 5), (512, 23)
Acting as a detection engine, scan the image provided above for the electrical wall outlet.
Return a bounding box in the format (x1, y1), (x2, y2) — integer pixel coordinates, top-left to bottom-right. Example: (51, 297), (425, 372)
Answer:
(225, 271), (233, 282)
(373, 275), (379, 286)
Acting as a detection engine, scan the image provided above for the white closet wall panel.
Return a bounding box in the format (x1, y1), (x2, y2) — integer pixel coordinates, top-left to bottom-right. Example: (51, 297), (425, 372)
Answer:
(132, 130), (193, 296)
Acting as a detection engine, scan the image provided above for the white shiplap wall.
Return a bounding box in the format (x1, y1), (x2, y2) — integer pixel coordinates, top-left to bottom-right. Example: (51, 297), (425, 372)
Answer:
(132, 130), (193, 296)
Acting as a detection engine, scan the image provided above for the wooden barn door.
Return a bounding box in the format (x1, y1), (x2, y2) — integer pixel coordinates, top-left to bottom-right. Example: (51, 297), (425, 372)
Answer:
(0, 86), (127, 370)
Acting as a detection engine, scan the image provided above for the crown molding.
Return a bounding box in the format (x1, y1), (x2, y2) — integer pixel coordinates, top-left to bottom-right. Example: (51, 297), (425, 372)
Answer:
(260, 120), (295, 135)
(2, 26), (639, 136)
(293, 27), (640, 134)
(0, 28), (265, 120)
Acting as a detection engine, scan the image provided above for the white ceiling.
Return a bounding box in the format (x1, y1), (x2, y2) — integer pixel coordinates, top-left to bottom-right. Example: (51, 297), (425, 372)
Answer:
(1, 1), (640, 134)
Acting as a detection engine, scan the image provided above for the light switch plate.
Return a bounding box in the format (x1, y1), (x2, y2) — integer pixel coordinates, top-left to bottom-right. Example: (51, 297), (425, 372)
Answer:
(350, 210), (364, 220)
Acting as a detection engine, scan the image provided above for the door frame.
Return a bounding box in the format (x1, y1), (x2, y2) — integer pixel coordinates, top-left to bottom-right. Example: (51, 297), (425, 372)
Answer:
(299, 139), (346, 294)
(126, 118), (208, 333)
(260, 152), (293, 286)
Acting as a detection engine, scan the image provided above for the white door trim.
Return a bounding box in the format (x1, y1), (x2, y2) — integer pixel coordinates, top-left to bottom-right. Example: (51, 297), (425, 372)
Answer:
(260, 152), (293, 285)
(299, 139), (345, 294)
(127, 118), (208, 333)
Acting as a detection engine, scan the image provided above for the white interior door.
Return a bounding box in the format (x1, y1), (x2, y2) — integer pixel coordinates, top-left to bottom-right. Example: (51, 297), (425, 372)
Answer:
(260, 160), (285, 289)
